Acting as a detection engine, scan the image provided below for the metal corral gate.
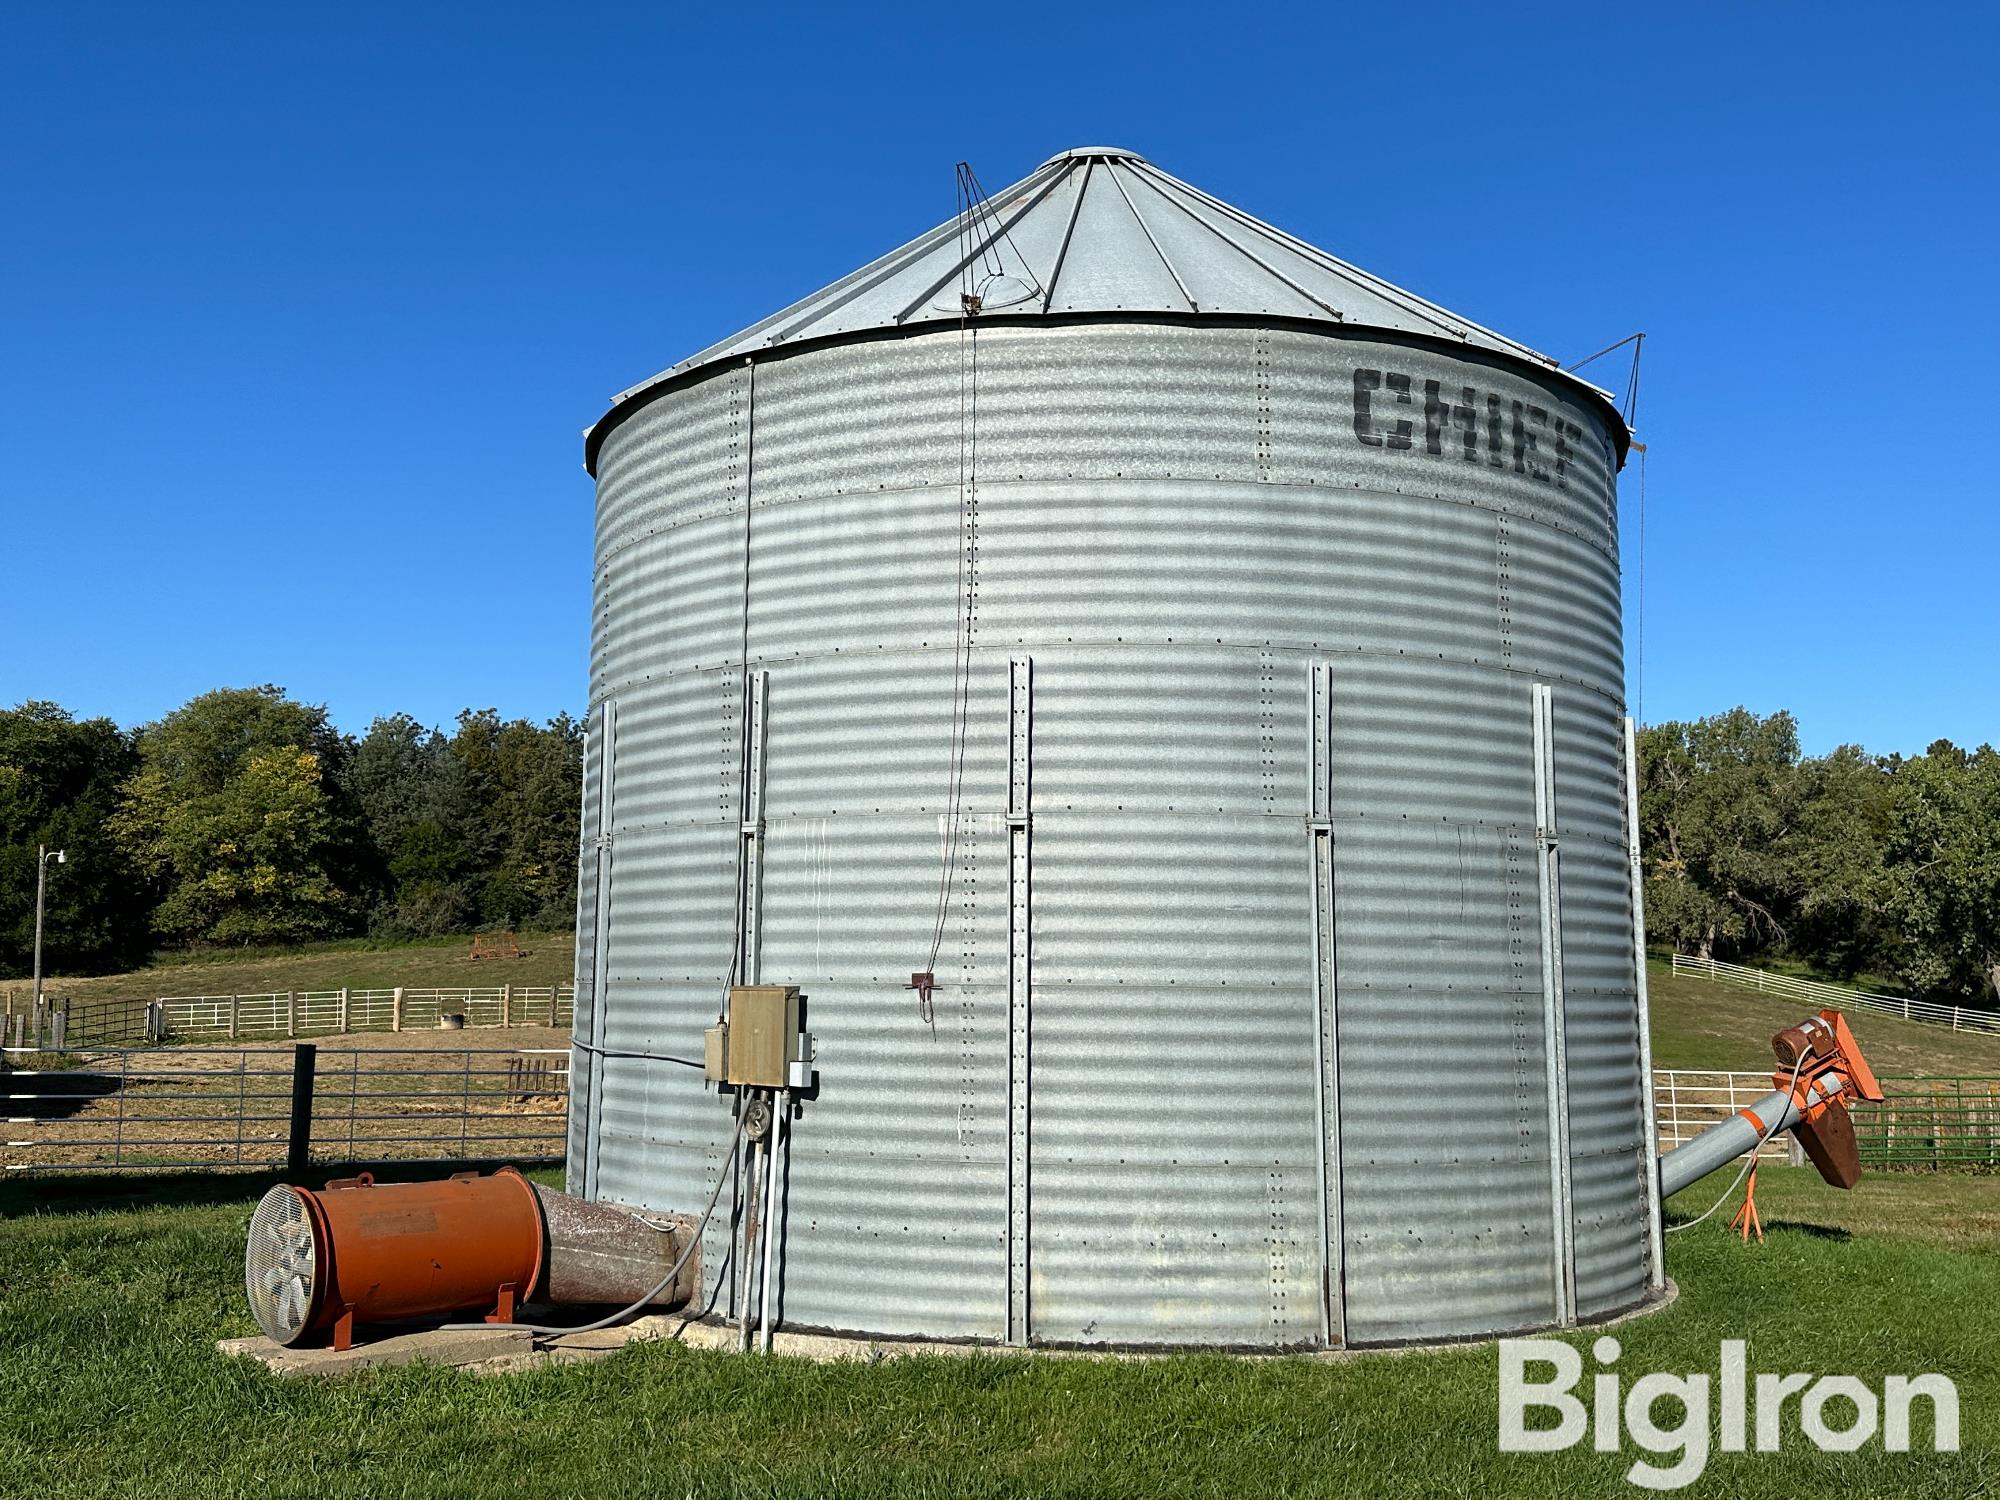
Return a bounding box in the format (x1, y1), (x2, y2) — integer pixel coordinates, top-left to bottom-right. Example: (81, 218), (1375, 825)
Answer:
(1656, 1069), (2000, 1171)
(11, 1051), (1977, 1178)
(2, 1045), (568, 1172)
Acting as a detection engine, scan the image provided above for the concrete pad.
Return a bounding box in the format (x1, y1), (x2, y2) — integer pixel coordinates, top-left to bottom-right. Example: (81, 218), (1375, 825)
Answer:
(218, 1280), (1679, 1377)
(218, 1325), (533, 1376)
(541, 1314), (681, 1352)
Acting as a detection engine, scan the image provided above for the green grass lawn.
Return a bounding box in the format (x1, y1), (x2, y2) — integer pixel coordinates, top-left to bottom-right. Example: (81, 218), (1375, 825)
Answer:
(1644, 956), (2000, 1076)
(2, 953), (1997, 1495)
(2, 1165), (1995, 1499)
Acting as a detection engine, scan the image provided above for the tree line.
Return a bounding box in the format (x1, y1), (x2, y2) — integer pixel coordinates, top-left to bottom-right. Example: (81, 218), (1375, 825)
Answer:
(1639, 708), (2000, 1006)
(0, 688), (581, 976)
(5, 690), (1995, 1006)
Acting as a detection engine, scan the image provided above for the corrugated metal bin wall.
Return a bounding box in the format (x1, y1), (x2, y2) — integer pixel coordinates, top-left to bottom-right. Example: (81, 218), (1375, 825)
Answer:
(568, 318), (1652, 1347)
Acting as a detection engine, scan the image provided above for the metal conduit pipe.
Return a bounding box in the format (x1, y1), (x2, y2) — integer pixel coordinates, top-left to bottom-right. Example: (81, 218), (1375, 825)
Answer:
(1657, 1072), (1845, 1198)
(737, 1123), (764, 1353)
(755, 1115), (777, 1345)
(759, 1088), (790, 1353)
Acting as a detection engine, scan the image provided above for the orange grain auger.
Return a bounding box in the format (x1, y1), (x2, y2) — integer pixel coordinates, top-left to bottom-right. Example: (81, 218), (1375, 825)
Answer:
(1657, 1008), (1885, 1205)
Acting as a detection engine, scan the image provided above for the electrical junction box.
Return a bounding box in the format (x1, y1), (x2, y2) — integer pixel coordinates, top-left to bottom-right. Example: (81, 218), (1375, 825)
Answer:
(704, 985), (810, 1089)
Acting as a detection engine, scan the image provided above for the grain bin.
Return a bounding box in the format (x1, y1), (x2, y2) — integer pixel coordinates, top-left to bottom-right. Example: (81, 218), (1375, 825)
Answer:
(568, 146), (1654, 1349)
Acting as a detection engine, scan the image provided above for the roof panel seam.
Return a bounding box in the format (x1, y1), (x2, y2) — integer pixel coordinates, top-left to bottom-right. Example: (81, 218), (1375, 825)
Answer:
(1148, 164), (1558, 363)
(1105, 159), (1198, 313)
(1043, 157), (1091, 312)
(1123, 163), (1345, 322)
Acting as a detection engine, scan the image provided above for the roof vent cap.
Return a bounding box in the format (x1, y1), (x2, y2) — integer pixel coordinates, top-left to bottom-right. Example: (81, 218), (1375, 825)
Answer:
(1037, 145), (1146, 168)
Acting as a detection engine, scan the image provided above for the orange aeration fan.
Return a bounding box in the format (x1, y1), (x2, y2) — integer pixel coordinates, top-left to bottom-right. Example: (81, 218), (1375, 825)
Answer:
(246, 1169), (545, 1351)
(244, 1167), (699, 1352)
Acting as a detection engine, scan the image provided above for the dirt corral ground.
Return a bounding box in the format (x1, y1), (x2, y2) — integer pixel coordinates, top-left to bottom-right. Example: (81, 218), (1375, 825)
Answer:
(227, 1024), (572, 1057)
(4, 1027), (571, 1172)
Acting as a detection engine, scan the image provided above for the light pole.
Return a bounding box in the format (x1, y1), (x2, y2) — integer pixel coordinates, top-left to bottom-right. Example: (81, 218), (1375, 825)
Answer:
(32, 845), (65, 1013)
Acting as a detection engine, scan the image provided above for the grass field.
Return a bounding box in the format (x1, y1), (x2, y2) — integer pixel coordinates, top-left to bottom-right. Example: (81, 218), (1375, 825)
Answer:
(15, 939), (1999, 1078)
(0, 1167), (1994, 1498)
(3, 954), (1998, 1495)
(2, 931), (577, 1010)
(1643, 956), (2000, 1076)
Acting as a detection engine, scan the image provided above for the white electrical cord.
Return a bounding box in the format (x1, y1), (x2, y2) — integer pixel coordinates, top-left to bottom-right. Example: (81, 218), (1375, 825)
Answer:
(569, 1036), (705, 1069)
(1664, 1051), (1809, 1235)
(443, 1109), (745, 1340)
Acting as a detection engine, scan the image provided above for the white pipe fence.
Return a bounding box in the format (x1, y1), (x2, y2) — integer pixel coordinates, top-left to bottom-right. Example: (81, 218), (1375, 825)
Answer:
(1670, 954), (2000, 1036)
(1652, 1069), (1799, 1164)
(160, 984), (573, 1038)
(1653, 1068), (2000, 1170)
(34, 984), (575, 1044)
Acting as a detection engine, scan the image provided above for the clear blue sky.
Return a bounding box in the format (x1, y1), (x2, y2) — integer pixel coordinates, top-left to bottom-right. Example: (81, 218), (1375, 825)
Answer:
(3, 3), (1993, 756)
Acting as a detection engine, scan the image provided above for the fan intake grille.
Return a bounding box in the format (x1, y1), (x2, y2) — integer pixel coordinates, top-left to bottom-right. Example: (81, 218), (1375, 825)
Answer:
(246, 1186), (317, 1345)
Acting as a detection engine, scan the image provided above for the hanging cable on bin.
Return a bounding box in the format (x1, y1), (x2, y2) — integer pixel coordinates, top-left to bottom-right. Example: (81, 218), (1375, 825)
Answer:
(914, 163), (996, 1028)
(1568, 332), (1648, 724)
(1635, 441), (1648, 725)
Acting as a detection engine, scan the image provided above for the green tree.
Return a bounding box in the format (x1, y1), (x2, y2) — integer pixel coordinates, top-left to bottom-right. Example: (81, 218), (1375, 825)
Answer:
(1879, 741), (2000, 1004)
(1637, 708), (1803, 959)
(448, 709), (582, 930)
(344, 714), (452, 856)
(0, 701), (151, 975)
(339, 708), (582, 937)
(112, 687), (357, 946)
(342, 714), (477, 936)
(1786, 744), (1893, 980)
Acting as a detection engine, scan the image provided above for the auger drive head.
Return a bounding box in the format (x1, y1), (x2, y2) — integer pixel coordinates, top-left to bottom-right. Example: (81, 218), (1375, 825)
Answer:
(1769, 1009), (1884, 1190)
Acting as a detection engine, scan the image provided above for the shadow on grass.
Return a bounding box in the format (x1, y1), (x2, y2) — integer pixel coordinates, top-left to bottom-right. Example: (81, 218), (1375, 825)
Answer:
(0, 1159), (565, 1219)
(1760, 1219), (1853, 1242)
(1663, 1210), (1854, 1243)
